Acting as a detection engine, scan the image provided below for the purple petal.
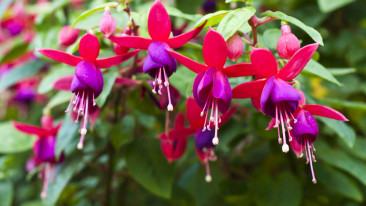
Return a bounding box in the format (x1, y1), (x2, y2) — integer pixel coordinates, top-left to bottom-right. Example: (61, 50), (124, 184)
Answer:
(197, 67), (215, 104)
(270, 78), (301, 103)
(260, 76), (275, 117)
(195, 128), (215, 151)
(193, 72), (206, 108)
(212, 70), (231, 113)
(33, 135), (56, 162)
(143, 41), (177, 78)
(14, 87), (36, 102)
(292, 110), (319, 144)
(74, 61), (104, 97)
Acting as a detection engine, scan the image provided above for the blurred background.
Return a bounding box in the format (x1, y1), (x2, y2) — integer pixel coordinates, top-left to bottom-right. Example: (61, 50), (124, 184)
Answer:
(0, 0), (366, 205)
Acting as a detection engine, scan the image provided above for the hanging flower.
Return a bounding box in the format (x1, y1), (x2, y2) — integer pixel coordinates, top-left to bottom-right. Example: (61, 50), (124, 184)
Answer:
(58, 25), (80, 47)
(186, 97), (238, 182)
(286, 90), (348, 183)
(12, 115), (65, 199)
(37, 32), (139, 149)
(108, 0), (205, 112)
(158, 113), (196, 162)
(168, 28), (255, 145)
(232, 43), (319, 152)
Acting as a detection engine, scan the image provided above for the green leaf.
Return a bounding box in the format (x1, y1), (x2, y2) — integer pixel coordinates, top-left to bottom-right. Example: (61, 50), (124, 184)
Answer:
(110, 115), (135, 151)
(302, 59), (341, 86)
(0, 0), (12, 20)
(317, 0), (356, 13)
(166, 6), (202, 22)
(37, 66), (74, 94)
(318, 117), (355, 147)
(56, 113), (79, 158)
(194, 10), (230, 28)
(0, 42), (29, 64)
(0, 180), (13, 206)
(0, 61), (44, 92)
(43, 160), (84, 205)
(96, 69), (118, 107)
(170, 65), (196, 97)
(0, 122), (35, 154)
(261, 10), (323, 46)
(276, 172), (302, 206)
(328, 68), (356, 76)
(35, 0), (71, 24)
(44, 91), (73, 114)
(316, 164), (363, 202)
(316, 141), (366, 185)
(262, 28), (281, 49)
(217, 7), (256, 40)
(125, 138), (175, 199)
(71, 3), (125, 30)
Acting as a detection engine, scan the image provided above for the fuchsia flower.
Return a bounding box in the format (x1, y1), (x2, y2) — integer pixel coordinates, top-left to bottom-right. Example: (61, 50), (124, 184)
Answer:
(37, 32), (139, 149)
(277, 24), (300, 59)
(168, 28), (255, 145)
(158, 113), (195, 162)
(286, 90), (348, 183)
(186, 97), (238, 182)
(58, 26), (80, 47)
(99, 8), (116, 37)
(12, 115), (64, 198)
(232, 43), (319, 152)
(109, 0), (205, 111)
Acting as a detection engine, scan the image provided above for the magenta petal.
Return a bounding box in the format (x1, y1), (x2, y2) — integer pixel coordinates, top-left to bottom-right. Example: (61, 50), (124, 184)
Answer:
(167, 50), (207, 74)
(212, 70), (231, 113)
(143, 42), (177, 77)
(303, 105), (349, 121)
(37, 49), (82, 66)
(250, 48), (278, 78)
(270, 78), (301, 104)
(202, 28), (227, 68)
(260, 76), (275, 116)
(292, 110), (319, 144)
(197, 67), (215, 105)
(167, 23), (205, 49)
(277, 43), (319, 81)
(148, 0), (171, 41)
(108, 36), (152, 50)
(71, 75), (89, 92)
(193, 72), (206, 108)
(96, 50), (140, 69)
(53, 75), (73, 91)
(33, 136), (56, 162)
(79, 33), (100, 61)
(74, 61), (104, 96)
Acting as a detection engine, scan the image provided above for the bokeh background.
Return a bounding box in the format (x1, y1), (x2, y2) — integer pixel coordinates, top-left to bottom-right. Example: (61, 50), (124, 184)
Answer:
(0, 0), (366, 205)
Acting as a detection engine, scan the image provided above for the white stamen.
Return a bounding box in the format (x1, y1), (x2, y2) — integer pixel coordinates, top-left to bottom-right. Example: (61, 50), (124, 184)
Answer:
(205, 175), (212, 182)
(282, 144), (289, 153)
(167, 104), (173, 111)
(212, 137), (219, 145)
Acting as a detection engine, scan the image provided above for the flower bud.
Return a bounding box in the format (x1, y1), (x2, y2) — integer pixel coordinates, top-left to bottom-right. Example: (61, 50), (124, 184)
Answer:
(226, 33), (243, 62)
(58, 26), (80, 47)
(99, 9), (116, 37)
(277, 24), (300, 59)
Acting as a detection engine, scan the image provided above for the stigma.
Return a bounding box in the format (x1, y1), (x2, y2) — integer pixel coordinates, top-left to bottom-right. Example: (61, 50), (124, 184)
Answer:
(273, 103), (297, 153)
(152, 67), (174, 111)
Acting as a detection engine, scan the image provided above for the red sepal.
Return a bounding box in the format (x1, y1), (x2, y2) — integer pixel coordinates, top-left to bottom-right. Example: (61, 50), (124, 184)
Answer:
(167, 50), (207, 74)
(250, 48), (278, 78)
(222, 63), (256, 77)
(12, 121), (47, 136)
(202, 28), (227, 68)
(303, 104), (349, 121)
(232, 79), (266, 99)
(167, 23), (205, 49)
(37, 49), (82, 66)
(108, 36), (152, 50)
(277, 43), (319, 81)
(53, 75), (73, 91)
(115, 77), (141, 85)
(95, 50), (140, 69)
(148, 0), (171, 41)
(186, 97), (205, 129)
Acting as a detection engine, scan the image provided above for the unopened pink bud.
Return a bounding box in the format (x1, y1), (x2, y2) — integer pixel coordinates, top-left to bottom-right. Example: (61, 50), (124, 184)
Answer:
(58, 26), (80, 47)
(41, 115), (54, 129)
(99, 10), (116, 37)
(226, 33), (243, 62)
(277, 24), (300, 59)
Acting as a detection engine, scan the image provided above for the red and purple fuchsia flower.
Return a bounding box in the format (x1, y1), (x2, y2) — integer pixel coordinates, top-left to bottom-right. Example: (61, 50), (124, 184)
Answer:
(232, 42), (319, 153)
(37, 32), (139, 149)
(285, 90), (348, 183)
(168, 28), (255, 145)
(108, 0), (205, 112)
(12, 115), (64, 199)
